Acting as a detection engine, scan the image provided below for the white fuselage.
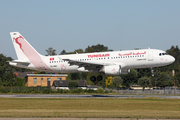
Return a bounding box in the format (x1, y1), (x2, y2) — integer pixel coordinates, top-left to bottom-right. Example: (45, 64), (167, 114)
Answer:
(14, 49), (174, 73)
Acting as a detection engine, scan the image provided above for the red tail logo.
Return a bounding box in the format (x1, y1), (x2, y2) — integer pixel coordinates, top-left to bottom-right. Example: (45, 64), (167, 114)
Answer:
(13, 35), (24, 52)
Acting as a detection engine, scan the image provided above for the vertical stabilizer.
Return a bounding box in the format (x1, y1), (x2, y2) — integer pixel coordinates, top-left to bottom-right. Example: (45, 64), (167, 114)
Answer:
(10, 32), (41, 60)
(10, 32), (52, 71)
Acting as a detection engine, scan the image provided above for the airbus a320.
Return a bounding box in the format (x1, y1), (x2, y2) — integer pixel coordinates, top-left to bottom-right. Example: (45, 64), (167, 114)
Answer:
(9, 32), (175, 82)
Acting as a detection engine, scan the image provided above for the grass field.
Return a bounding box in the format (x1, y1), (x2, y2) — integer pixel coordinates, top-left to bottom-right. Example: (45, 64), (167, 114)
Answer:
(0, 97), (180, 119)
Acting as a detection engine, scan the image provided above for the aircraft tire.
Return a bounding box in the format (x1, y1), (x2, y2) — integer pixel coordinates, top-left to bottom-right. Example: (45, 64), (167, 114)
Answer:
(90, 76), (96, 82)
(97, 75), (103, 81)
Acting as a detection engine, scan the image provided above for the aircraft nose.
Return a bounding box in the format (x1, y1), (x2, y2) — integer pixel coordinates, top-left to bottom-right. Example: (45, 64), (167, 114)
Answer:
(170, 56), (175, 63)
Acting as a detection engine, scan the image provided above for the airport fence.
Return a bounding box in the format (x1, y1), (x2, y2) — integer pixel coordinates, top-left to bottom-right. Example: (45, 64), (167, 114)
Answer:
(107, 87), (180, 95)
(0, 86), (180, 95)
(0, 86), (51, 93)
(0, 86), (100, 94)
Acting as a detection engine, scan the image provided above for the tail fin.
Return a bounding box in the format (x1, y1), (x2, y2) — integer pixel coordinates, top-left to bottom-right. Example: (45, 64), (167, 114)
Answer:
(10, 32), (52, 71)
(10, 32), (41, 61)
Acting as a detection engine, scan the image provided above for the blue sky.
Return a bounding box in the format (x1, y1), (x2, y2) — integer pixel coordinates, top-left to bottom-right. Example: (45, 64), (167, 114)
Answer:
(0, 0), (180, 59)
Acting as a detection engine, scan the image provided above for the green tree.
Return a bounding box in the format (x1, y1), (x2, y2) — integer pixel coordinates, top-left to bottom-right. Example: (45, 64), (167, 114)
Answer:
(151, 71), (174, 88)
(85, 44), (110, 53)
(112, 76), (123, 89)
(2, 71), (16, 86)
(14, 77), (25, 86)
(70, 73), (81, 80)
(138, 77), (150, 91)
(137, 68), (152, 79)
(74, 49), (84, 54)
(46, 47), (57, 56)
(174, 72), (180, 86)
(68, 81), (79, 89)
(60, 50), (66, 55)
(121, 69), (138, 88)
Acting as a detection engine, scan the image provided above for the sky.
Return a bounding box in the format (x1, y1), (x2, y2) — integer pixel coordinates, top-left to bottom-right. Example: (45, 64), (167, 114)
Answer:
(0, 0), (180, 59)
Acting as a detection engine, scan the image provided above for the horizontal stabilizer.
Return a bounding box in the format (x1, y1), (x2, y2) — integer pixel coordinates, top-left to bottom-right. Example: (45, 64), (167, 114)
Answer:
(9, 60), (31, 64)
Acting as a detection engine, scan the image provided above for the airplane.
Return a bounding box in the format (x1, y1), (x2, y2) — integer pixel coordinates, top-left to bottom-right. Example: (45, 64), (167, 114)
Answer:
(9, 32), (175, 82)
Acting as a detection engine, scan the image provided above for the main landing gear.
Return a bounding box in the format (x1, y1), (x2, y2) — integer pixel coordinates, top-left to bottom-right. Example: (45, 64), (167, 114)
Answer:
(90, 75), (103, 82)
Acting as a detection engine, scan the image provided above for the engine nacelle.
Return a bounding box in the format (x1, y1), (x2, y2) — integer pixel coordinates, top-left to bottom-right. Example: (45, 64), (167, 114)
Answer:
(101, 65), (121, 75)
(100, 65), (130, 75)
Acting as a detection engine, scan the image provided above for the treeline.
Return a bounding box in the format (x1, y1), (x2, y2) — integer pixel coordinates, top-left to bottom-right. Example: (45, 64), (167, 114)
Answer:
(0, 54), (27, 87)
(0, 86), (107, 94)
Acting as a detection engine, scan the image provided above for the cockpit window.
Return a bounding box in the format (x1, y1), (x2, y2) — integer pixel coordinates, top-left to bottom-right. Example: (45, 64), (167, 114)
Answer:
(159, 53), (168, 56)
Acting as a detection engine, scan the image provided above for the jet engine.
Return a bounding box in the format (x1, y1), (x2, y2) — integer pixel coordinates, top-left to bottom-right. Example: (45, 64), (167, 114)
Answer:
(100, 65), (130, 75)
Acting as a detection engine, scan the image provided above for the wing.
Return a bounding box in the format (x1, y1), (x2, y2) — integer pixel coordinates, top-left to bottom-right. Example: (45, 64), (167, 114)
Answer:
(63, 58), (113, 70)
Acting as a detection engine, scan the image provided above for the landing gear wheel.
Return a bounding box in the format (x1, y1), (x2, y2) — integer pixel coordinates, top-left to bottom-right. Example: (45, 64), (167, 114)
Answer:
(97, 75), (103, 81)
(90, 76), (96, 82)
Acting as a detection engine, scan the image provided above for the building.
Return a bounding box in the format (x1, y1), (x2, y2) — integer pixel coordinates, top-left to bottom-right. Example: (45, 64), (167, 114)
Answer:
(52, 80), (87, 90)
(25, 74), (68, 87)
(130, 85), (152, 90)
(52, 80), (101, 90)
